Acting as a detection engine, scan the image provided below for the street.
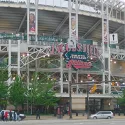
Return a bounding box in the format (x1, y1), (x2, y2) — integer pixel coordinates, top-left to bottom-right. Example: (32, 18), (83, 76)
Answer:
(0, 119), (125, 125)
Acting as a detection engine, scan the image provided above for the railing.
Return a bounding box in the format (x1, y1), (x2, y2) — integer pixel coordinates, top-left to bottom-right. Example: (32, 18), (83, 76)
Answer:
(0, 33), (125, 57)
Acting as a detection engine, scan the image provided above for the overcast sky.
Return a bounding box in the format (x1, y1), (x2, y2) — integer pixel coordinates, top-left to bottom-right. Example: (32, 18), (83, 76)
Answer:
(11, 0), (125, 3)
(4, 0), (125, 7)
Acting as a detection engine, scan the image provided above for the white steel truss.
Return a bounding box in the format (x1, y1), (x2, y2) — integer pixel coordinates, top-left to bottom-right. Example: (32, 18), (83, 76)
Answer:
(20, 46), (51, 68)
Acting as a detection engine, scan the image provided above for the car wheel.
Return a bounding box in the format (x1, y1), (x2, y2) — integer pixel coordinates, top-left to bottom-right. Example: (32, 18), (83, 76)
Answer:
(93, 116), (97, 119)
(107, 116), (111, 119)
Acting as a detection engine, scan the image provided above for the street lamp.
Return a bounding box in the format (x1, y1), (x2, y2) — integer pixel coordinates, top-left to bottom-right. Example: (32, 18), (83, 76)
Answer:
(69, 81), (72, 119)
(87, 75), (92, 119)
(87, 83), (90, 119)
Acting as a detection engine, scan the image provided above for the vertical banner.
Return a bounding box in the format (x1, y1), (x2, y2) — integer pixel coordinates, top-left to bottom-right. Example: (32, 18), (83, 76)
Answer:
(29, 11), (36, 34)
(104, 18), (108, 43)
(71, 15), (76, 37)
(68, 15), (77, 49)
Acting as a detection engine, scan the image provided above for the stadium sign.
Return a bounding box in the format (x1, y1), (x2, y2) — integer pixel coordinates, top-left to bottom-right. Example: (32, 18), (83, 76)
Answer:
(50, 43), (100, 58)
(50, 43), (100, 69)
(63, 51), (92, 69)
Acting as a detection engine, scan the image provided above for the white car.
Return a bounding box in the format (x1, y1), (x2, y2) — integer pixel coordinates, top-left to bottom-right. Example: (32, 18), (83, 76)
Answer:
(89, 111), (114, 119)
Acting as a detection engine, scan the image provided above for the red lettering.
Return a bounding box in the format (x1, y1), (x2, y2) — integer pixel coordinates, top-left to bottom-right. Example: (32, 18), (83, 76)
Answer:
(83, 44), (87, 53)
(89, 45), (93, 56)
(57, 44), (63, 53)
(77, 43), (82, 51)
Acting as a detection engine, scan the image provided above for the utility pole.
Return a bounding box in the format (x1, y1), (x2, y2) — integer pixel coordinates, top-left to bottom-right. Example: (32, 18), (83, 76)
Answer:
(69, 81), (72, 119)
(87, 83), (90, 119)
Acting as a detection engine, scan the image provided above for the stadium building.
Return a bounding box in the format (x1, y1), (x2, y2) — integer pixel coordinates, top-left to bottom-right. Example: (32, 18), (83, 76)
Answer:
(0, 0), (125, 113)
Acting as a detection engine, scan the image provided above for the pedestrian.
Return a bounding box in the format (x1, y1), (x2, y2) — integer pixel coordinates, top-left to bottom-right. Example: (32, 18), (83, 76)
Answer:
(4, 111), (8, 121)
(1, 111), (4, 121)
(9, 110), (12, 121)
(17, 110), (20, 121)
(36, 109), (40, 119)
(13, 111), (17, 121)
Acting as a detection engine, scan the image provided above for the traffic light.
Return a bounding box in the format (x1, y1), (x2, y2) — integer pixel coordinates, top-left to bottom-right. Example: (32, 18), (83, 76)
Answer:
(90, 84), (97, 94)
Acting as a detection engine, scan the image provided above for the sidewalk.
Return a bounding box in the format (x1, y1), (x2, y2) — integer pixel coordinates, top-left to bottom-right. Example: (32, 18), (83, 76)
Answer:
(25, 114), (125, 120)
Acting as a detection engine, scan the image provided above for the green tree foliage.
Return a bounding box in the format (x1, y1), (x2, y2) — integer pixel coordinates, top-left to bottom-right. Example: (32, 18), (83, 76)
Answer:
(9, 76), (27, 109)
(0, 69), (8, 109)
(28, 72), (59, 110)
(118, 89), (125, 106)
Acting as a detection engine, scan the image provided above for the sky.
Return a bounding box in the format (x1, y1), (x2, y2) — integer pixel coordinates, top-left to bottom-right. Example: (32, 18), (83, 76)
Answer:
(2, 0), (125, 9)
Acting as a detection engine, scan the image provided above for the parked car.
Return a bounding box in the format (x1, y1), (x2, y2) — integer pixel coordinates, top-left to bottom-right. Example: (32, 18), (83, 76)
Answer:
(0, 110), (26, 120)
(89, 111), (114, 119)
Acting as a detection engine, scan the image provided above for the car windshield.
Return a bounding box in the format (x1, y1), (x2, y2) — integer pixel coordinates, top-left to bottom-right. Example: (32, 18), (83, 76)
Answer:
(96, 112), (102, 115)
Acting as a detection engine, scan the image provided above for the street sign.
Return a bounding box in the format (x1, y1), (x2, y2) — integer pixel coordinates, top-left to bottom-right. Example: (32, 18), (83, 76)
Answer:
(110, 33), (118, 44)
(68, 37), (76, 49)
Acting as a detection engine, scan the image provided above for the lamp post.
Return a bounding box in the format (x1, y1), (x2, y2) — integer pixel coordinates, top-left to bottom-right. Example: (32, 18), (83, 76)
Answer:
(69, 81), (72, 119)
(87, 82), (90, 119)
(87, 75), (92, 119)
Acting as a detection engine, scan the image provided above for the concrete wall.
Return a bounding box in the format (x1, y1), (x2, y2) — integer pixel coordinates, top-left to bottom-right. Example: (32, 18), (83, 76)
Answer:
(72, 97), (85, 110)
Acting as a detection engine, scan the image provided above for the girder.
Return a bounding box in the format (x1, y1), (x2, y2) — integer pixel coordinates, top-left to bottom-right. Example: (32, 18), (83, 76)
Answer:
(20, 46), (51, 68)
(111, 48), (125, 60)
(17, 12), (27, 33)
(113, 25), (123, 33)
(1, 41), (125, 62)
(118, 38), (125, 45)
(80, 0), (125, 11)
(83, 19), (101, 38)
(53, 14), (69, 35)
(19, 45), (125, 69)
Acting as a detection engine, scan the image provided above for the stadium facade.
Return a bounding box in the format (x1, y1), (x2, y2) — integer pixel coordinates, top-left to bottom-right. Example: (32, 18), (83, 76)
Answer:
(0, 0), (125, 112)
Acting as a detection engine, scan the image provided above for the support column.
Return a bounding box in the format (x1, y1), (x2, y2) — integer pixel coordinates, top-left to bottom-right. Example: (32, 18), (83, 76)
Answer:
(68, 0), (72, 94)
(75, 0), (78, 39)
(27, 0), (30, 44)
(102, 0), (110, 94)
(35, 0), (38, 43)
(107, 3), (111, 94)
(101, 0), (105, 94)
(8, 40), (11, 85)
(76, 70), (79, 94)
(75, 0), (79, 94)
(17, 40), (20, 76)
(60, 53), (63, 94)
(68, 0), (79, 119)
(26, 1), (30, 114)
(68, 67), (72, 119)
(35, 0), (39, 73)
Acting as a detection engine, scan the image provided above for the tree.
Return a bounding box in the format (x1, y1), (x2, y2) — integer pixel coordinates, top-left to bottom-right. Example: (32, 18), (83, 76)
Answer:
(28, 72), (59, 113)
(9, 76), (27, 110)
(0, 69), (8, 109)
(118, 89), (125, 107)
(40, 77), (59, 113)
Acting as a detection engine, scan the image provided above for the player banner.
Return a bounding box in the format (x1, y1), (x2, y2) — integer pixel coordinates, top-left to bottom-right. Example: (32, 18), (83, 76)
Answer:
(103, 18), (108, 43)
(71, 15), (76, 37)
(29, 11), (36, 34)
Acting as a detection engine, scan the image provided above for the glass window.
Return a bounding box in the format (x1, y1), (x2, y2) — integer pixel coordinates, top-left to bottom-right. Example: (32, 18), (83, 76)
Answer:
(102, 112), (111, 114)
(97, 112), (102, 114)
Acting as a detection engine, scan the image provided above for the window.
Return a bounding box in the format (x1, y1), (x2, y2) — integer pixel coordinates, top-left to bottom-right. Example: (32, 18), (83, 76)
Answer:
(102, 112), (111, 114)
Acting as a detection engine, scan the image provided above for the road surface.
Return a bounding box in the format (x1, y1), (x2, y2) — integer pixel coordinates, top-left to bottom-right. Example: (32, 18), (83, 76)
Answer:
(0, 119), (125, 125)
